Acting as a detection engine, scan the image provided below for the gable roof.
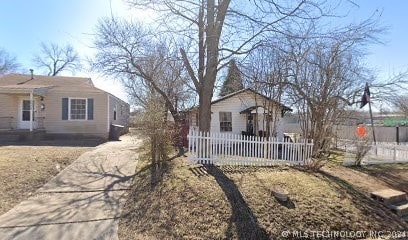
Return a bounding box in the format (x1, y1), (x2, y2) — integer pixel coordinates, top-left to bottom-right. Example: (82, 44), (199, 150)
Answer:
(0, 73), (105, 93)
(0, 73), (93, 86)
(211, 88), (292, 111)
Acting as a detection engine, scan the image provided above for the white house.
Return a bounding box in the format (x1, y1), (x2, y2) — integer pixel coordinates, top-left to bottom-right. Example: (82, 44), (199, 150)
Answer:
(186, 88), (292, 139)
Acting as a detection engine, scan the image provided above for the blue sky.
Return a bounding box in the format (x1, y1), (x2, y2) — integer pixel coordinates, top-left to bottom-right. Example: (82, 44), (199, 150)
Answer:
(344, 0), (408, 78)
(0, 0), (135, 101)
(1, 0), (407, 103)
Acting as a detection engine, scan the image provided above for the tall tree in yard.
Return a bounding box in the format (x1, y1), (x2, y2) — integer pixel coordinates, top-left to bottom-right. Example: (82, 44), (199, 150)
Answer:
(129, 0), (327, 132)
(93, 18), (194, 154)
(33, 42), (81, 76)
(279, 20), (386, 161)
(219, 59), (243, 97)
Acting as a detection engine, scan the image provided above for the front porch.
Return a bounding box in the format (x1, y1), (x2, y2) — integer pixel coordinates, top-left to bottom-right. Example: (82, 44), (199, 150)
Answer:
(0, 129), (46, 142)
(0, 84), (50, 132)
(0, 116), (45, 131)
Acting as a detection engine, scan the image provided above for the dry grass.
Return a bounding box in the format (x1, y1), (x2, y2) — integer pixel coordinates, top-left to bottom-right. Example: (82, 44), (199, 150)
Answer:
(119, 157), (408, 240)
(324, 150), (408, 193)
(0, 143), (93, 214)
(354, 163), (408, 192)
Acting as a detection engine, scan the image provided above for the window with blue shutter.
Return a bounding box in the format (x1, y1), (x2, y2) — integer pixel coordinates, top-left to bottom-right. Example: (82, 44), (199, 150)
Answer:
(87, 98), (94, 120)
(62, 98), (69, 120)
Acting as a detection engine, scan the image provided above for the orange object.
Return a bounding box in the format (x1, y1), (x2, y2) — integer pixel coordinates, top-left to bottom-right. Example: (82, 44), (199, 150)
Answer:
(355, 124), (367, 138)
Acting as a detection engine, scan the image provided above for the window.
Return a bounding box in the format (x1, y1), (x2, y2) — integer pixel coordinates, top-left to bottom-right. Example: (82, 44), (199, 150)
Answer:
(114, 105), (117, 120)
(219, 112), (232, 132)
(70, 98), (87, 120)
(22, 100), (34, 121)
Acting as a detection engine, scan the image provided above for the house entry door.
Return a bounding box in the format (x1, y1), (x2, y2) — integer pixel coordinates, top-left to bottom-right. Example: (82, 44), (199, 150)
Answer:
(18, 98), (37, 129)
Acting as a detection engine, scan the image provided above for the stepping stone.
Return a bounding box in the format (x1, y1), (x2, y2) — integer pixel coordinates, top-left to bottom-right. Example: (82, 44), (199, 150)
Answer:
(389, 202), (408, 217)
(272, 186), (289, 202)
(370, 189), (407, 206)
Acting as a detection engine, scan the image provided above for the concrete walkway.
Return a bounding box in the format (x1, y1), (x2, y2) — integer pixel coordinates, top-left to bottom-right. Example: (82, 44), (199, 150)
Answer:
(0, 134), (141, 240)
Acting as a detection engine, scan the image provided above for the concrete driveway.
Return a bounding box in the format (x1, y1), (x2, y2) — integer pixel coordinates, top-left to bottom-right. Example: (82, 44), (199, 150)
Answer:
(0, 133), (141, 240)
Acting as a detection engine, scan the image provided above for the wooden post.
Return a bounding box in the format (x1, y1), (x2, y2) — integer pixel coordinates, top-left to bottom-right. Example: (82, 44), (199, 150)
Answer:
(29, 91), (33, 132)
(396, 125), (400, 145)
(368, 99), (376, 154)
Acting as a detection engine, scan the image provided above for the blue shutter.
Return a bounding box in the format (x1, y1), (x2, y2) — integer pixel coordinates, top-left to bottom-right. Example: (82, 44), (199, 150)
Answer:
(87, 98), (94, 120)
(62, 98), (69, 120)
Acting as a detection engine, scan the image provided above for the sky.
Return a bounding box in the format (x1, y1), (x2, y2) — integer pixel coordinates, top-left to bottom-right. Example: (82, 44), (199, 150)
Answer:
(1, 0), (408, 104)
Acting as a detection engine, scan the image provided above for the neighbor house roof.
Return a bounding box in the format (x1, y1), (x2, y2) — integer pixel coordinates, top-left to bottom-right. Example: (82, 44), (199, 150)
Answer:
(0, 73), (105, 94)
(212, 88), (292, 111)
(0, 84), (53, 96)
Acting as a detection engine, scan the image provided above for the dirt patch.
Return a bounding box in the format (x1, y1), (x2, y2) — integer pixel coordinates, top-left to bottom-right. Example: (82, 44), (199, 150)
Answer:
(322, 159), (408, 193)
(358, 164), (408, 192)
(0, 144), (93, 215)
(119, 158), (408, 240)
(321, 164), (390, 193)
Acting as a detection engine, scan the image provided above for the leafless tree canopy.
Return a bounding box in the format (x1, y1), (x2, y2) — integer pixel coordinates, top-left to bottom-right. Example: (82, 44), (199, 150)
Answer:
(0, 48), (20, 75)
(393, 95), (408, 117)
(93, 18), (194, 115)
(93, 1), (407, 161)
(127, 0), (330, 132)
(242, 46), (287, 137)
(33, 42), (81, 76)
(93, 18), (195, 154)
(242, 15), (389, 158)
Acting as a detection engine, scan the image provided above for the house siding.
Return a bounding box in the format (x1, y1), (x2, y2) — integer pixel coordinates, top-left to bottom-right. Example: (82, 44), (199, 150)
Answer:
(108, 94), (130, 128)
(0, 94), (18, 129)
(0, 74), (130, 139)
(42, 90), (109, 138)
(210, 92), (282, 135)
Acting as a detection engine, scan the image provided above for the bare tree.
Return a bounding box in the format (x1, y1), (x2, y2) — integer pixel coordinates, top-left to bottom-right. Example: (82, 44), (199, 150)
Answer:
(33, 42), (81, 76)
(0, 48), (19, 75)
(279, 18), (385, 159)
(93, 18), (194, 154)
(393, 95), (408, 117)
(128, 0), (329, 132)
(243, 46), (289, 138)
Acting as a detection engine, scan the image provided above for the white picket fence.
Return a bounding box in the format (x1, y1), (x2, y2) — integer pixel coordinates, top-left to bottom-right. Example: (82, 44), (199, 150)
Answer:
(338, 139), (408, 164)
(187, 130), (314, 166)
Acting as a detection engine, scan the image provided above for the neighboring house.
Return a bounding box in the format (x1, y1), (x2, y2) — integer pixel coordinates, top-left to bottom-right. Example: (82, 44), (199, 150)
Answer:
(0, 73), (129, 139)
(186, 88), (292, 139)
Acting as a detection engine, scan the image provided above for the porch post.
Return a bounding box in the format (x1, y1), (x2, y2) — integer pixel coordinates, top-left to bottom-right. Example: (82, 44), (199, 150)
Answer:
(29, 91), (33, 132)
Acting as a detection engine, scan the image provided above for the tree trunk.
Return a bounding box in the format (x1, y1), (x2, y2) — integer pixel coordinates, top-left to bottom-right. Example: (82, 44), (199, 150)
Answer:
(198, 85), (213, 132)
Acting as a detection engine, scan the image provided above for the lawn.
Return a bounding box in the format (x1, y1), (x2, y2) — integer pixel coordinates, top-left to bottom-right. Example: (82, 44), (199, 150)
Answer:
(119, 157), (408, 240)
(0, 141), (96, 214)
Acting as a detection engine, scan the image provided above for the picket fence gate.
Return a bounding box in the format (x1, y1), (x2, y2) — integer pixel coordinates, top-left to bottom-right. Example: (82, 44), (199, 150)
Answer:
(187, 130), (314, 166)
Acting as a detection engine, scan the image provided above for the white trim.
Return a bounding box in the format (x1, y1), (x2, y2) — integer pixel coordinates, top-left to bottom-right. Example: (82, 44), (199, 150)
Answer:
(219, 111), (232, 132)
(68, 97), (88, 121)
(17, 96), (38, 129)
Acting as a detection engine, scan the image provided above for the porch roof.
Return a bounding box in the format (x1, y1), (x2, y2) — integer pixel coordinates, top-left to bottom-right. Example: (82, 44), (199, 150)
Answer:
(240, 105), (272, 114)
(0, 84), (53, 96)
